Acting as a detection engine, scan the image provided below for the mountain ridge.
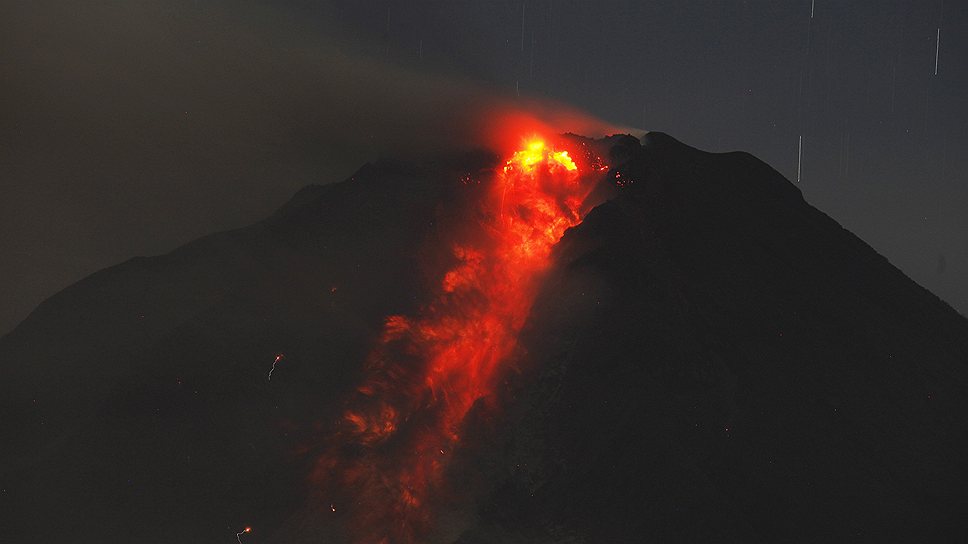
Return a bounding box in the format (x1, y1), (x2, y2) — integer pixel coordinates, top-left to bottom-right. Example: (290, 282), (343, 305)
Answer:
(2, 132), (966, 542)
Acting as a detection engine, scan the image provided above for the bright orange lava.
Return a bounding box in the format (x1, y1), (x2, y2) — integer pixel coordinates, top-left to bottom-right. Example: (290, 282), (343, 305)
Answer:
(314, 135), (605, 543)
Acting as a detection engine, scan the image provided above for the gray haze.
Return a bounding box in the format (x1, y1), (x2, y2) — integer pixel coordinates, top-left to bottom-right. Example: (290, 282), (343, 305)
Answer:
(1, 0), (966, 334)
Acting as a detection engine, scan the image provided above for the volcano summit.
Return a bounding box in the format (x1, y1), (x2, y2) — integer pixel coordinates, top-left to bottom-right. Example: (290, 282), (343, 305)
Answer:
(1, 133), (967, 543)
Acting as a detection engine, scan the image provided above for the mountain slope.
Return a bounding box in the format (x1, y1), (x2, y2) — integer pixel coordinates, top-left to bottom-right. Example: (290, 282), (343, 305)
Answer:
(1, 134), (966, 543)
(448, 133), (968, 542)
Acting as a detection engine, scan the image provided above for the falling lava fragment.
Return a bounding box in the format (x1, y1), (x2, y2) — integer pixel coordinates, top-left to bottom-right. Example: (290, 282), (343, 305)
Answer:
(313, 135), (607, 543)
(268, 353), (284, 381)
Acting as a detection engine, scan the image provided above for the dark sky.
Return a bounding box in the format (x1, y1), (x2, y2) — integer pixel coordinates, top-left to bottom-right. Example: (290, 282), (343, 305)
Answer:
(1, 0), (966, 334)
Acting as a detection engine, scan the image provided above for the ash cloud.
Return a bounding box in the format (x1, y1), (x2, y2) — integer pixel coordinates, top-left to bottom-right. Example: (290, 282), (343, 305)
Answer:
(0, 0), (619, 335)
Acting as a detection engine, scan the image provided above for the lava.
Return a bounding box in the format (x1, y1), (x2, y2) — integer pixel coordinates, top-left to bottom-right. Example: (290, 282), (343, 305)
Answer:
(267, 353), (284, 381)
(314, 134), (606, 543)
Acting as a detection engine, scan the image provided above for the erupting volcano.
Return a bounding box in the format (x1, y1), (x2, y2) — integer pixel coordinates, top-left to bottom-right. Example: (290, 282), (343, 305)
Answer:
(313, 136), (608, 543)
(4, 130), (968, 544)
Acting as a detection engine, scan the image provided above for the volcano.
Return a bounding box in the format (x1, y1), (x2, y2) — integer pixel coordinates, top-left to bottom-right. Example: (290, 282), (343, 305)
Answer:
(2, 132), (967, 543)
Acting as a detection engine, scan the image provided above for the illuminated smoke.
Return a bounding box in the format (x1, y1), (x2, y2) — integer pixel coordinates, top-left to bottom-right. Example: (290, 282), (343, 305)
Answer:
(312, 133), (609, 543)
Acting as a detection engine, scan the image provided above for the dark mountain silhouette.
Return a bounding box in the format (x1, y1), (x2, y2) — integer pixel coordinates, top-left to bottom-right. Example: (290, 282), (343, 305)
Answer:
(2, 133), (967, 543)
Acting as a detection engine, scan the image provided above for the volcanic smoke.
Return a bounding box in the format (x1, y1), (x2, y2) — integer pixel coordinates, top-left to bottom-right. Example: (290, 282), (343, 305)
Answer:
(312, 134), (610, 543)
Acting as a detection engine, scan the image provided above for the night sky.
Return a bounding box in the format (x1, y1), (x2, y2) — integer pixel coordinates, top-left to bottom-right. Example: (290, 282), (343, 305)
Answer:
(2, 0), (966, 334)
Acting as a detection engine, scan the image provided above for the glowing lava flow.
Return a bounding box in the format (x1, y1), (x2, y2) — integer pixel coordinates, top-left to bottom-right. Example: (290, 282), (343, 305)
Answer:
(314, 136), (603, 543)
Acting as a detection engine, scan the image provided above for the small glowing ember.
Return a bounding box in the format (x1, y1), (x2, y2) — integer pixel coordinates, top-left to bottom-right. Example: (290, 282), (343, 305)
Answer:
(267, 353), (284, 382)
(313, 133), (605, 543)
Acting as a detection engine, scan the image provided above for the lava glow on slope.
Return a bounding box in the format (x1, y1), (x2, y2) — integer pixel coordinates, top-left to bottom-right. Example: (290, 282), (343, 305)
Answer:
(313, 135), (605, 543)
